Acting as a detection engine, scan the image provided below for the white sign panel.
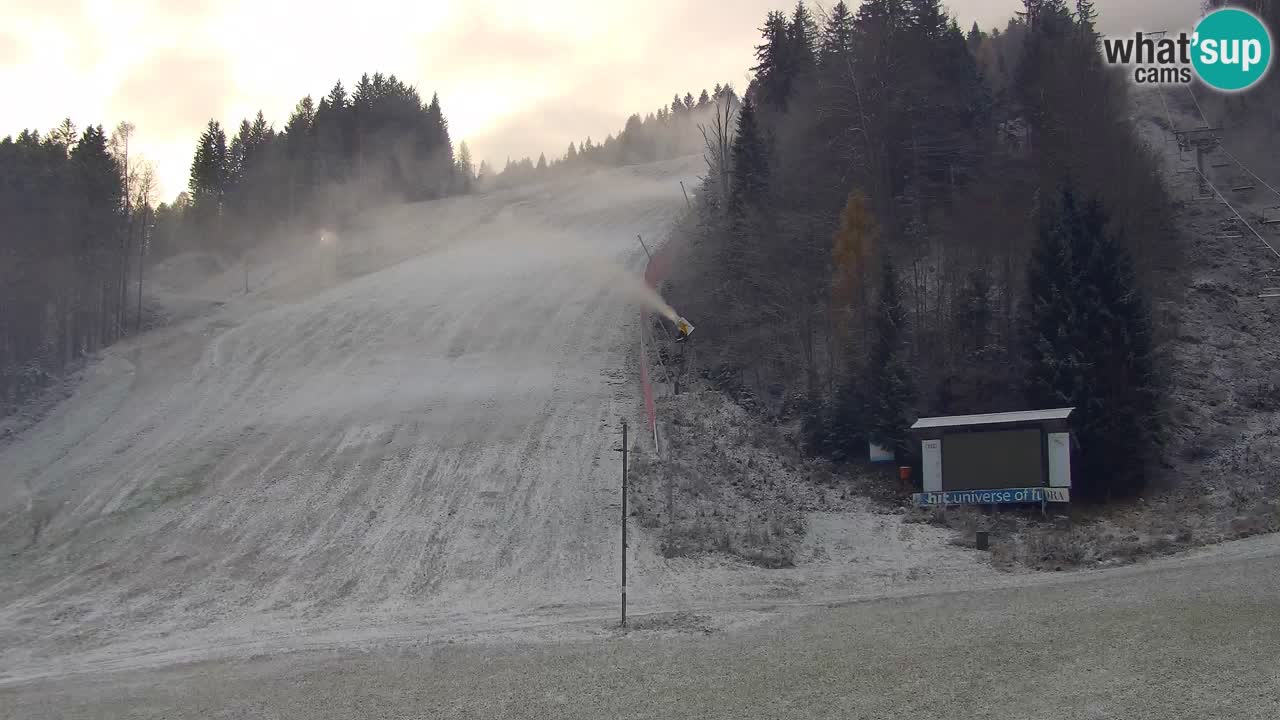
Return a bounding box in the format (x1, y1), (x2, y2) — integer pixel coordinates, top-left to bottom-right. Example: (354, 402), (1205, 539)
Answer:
(922, 439), (942, 492)
(869, 441), (894, 463)
(1048, 432), (1071, 488)
(1044, 486), (1070, 503)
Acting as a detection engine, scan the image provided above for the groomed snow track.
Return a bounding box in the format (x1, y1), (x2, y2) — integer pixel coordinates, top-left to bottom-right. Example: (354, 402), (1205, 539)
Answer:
(0, 157), (991, 683)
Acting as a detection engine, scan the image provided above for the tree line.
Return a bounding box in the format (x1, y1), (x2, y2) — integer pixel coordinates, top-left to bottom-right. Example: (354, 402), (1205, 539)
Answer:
(166, 71), (460, 260)
(667, 0), (1173, 502)
(484, 84), (738, 188)
(1, 71), (461, 413)
(1, 121), (156, 408)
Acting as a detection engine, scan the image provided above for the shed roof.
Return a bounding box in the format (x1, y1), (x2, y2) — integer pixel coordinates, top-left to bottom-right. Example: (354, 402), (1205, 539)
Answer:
(910, 407), (1074, 431)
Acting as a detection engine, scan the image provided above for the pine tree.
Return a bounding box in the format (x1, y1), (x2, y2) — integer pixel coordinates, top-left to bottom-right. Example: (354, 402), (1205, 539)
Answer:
(326, 81), (348, 110)
(819, 1), (857, 69)
(536, 152), (548, 171)
(283, 96), (316, 212)
(753, 10), (794, 110)
(967, 21), (984, 53)
(1026, 188), (1157, 501)
(1075, 0), (1098, 38)
(789, 1), (819, 78)
(565, 142), (578, 162)
(728, 96), (769, 213)
(188, 120), (228, 223)
(70, 124), (126, 350)
(698, 89), (711, 107)
(49, 118), (79, 157)
(907, 0), (949, 39)
(865, 255), (915, 460)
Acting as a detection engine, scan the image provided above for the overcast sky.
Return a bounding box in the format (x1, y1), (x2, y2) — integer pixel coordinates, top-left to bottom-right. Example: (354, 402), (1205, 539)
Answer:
(1, 0), (1203, 201)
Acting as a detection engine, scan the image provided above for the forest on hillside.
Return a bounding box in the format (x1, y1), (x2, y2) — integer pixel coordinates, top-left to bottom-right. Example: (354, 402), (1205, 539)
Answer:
(484, 84), (739, 188)
(0, 72), (460, 411)
(664, 0), (1191, 502)
(0, 61), (750, 413)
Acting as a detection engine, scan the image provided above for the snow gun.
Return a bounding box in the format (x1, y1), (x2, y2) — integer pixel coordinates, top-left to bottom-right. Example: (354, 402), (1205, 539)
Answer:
(674, 316), (695, 342)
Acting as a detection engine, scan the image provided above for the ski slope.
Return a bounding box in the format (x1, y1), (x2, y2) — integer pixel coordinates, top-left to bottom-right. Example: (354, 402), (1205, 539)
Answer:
(0, 157), (988, 681)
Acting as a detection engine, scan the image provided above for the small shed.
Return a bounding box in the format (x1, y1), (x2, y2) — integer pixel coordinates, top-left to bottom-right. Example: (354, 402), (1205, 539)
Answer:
(909, 408), (1074, 506)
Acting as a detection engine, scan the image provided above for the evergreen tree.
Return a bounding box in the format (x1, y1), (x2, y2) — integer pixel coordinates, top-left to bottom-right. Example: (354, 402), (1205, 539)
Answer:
(865, 255), (915, 460)
(819, 1), (857, 69)
(283, 95), (316, 212)
(728, 96), (769, 212)
(49, 118), (78, 155)
(1026, 188), (1158, 501)
(789, 1), (819, 78)
(536, 152), (548, 171)
(188, 120), (228, 224)
(69, 124), (126, 350)
(907, 0), (949, 39)
(698, 89), (711, 107)
(967, 21), (984, 53)
(1075, 0), (1098, 38)
(753, 10), (794, 110)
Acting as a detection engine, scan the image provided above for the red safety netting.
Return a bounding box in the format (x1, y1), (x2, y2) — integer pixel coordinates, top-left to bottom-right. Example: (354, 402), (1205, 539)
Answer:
(639, 238), (678, 445)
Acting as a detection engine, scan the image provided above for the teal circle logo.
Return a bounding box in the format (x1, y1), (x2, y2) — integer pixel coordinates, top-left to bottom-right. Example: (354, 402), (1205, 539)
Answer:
(1192, 8), (1272, 92)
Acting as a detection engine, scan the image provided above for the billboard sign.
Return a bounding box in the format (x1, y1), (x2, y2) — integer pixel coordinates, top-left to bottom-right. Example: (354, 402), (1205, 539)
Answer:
(913, 486), (1070, 507)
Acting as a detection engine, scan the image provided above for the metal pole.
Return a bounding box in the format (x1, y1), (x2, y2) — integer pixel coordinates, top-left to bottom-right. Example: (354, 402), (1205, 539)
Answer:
(136, 206), (146, 332)
(621, 419), (628, 627)
(679, 181), (692, 209)
(636, 234), (652, 261)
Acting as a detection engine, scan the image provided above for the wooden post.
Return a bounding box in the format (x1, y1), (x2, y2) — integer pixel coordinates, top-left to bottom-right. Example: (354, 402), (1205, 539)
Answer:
(680, 181), (692, 209)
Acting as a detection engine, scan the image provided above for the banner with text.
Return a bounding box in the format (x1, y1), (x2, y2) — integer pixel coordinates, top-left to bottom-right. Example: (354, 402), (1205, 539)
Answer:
(913, 487), (1069, 506)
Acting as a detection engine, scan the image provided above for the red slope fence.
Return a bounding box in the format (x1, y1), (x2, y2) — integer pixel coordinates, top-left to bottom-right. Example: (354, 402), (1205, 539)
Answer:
(638, 234), (679, 450)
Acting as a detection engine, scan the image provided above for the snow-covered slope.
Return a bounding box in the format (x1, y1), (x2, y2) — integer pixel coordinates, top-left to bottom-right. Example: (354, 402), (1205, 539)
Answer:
(0, 157), (990, 681)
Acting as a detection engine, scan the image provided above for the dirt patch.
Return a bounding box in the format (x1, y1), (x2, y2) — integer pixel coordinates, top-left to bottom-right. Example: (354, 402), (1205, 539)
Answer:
(628, 381), (916, 569)
(615, 611), (715, 635)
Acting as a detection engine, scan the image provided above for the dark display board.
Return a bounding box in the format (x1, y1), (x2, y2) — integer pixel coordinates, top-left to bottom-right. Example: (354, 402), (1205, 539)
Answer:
(942, 428), (1044, 491)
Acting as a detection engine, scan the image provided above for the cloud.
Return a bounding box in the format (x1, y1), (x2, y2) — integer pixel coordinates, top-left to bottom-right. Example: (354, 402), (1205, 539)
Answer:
(107, 47), (235, 140)
(1095, 0), (1204, 35)
(419, 11), (578, 75)
(0, 0), (1225, 201)
(0, 32), (20, 67)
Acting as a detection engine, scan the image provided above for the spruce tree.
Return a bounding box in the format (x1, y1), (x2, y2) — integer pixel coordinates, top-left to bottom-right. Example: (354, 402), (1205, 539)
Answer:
(967, 21), (984, 53)
(753, 10), (794, 110)
(188, 120), (228, 223)
(728, 96), (769, 213)
(789, 1), (819, 78)
(1026, 188), (1158, 501)
(866, 255), (915, 460)
(820, 1), (857, 69)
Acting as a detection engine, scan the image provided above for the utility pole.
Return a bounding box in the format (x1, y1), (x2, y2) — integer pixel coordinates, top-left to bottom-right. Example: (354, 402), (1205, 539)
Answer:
(614, 419), (629, 627)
